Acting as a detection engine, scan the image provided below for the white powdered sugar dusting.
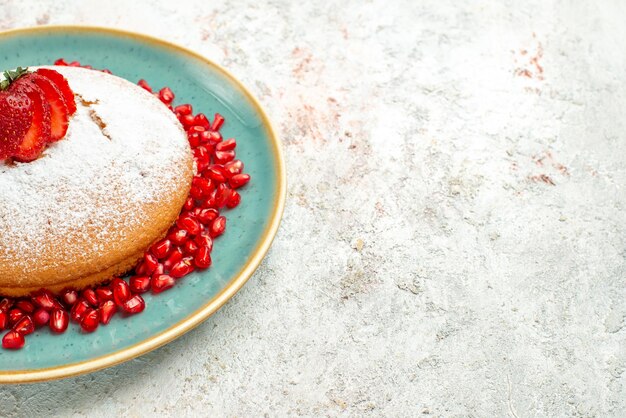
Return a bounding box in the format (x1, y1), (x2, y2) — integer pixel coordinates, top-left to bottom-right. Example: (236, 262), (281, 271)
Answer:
(0, 66), (192, 281)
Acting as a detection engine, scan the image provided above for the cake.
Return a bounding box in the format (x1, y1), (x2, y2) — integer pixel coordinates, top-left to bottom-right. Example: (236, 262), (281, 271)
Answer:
(0, 66), (194, 296)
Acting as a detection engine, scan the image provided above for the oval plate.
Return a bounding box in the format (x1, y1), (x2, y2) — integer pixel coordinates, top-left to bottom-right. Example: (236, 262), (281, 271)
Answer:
(0, 26), (285, 383)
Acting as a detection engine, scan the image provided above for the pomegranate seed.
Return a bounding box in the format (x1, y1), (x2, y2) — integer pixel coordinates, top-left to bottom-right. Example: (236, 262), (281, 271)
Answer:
(194, 246), (212, 269)
(194, 232), (213, 251)
(197, 208), (219, 224)
(170, 259), (195, 278)
(151, 239), (172, 259)
(70, 299), (90, 322)
(229, 173), (251, 189)
(143, 253), (160, 275)
(183, 197), (195, 211)
(177, 215), (201, 236)
(174, 104), (192, 115)
(80, 309), (99, 332)
(224, 160), (244, 177)
(194, 113), (210, 129)
(181, 114), (195, 128)
(99, 300), (117, 325)
(195, 146), (210, 166)
(0, 311), (8, 330)
(210, 216), (227, 237)
(101, 69), (112, 74)
(15, 300), (35, 314)
(153, 263), (165, 276)
(168, 228), (189, 245)
(0, 298), (13, 312)
(226, 190), (241, 208)
(129, 276), (151, 293)
(68, 61), (81, 67)
(82, 289), (99, 306)
(211, 113), (225, 131)
(190, 186), (204, 200)
(201, 194), (217, 209)
(121, 295), (145, 314)
(2, 331), (24, 349)
(135, 261), (149, 276)
(50, 309), (69, 333)
(163, 247), (184, 270)
(189, 125), (206, 135)
(214, 150), (236, 164)
(137, 79), (152, 92)
(33, 309), (50, 327)
(216, 138), (236, 151)
(183, 240), (199, 255)
(193, 176), (213, 196)
(9, 309), (25, 326)
(32, 289), (60, 311)
(95, 287), (114, 302)
(215, 183), (232, 208)
(205, 165), (227, 183)
(151, 274), (175, 294)
(54, 58), (68, 65)
(207, 131), (222, 144)
(61, 289), (78, 307)
(188, 132), (201, 148)
(12, 316), (34, 335)
(111, 278), (131, 306)
(159, 87), (175, 104)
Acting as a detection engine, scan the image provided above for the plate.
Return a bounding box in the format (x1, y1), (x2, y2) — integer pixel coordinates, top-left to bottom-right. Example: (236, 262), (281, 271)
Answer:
(0, 26), (285, 383)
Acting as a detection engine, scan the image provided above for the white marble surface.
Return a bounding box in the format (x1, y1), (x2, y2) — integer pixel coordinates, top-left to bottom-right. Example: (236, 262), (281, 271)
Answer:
(1, 0), (625, 416)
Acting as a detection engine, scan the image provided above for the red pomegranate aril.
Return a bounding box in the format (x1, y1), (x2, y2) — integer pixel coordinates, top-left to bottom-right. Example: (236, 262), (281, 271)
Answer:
(210, 216), (227, 237)
(201, 194), (217, 209)
(138, 79), (152, 92)
(95, 287), (114, 302)
(226, 190), (241, 208)
(13, 316), (34, 335)
(168, 228), (190, 246)
(9, 309), (25, 326)
(111, 278), (131, 306)
(183, 240), (199, 255)
(70, 299), (90, 322)
(0, 311), (8, 330)
(151, 239), (172, 260)
(163, 248), (184, 270)
(194, 113), (210, 129)
(215, 183), (231, 208)
(159, 87), (175, 104)
(193, 176), (213, 196)
(207, 131), (222, 144)
(102, 69), (112, 74)
(194, 232), (213, 251)
(129, 276), (151, 293)
(32, 289), (60, 311)
(224, 160), (244, 177)
(0, 298), (13, 312)
(189, 125), (206, 135)
(33, 309), (50, 327)
(99, 300), (117, 325)
(211, 113), (225, 131)
(15, 300), (35, 314)
(194, 246), (212, 269)
(153, 263), (165, 276)
(151, 274), (175, 294)
(197, 208), (219, 224)
(205, 165), (227, 183)
(214, 150), (236, 164)
(174, 104), (192, 115)
(50, 309), (69, 333)
(54, 58), (68, 65)
(2, 331), (24, 349)
(183, 196), (195, 211)
(177, 215), (201, 236)
(121, 295), (145, 314)
(194, 146), (210, 164)
(188, 132), (201, 148)
(135, 261), (149, 276)
(216, 138), (237, 151)
(69, 61), (81, 67)
(143, 253), (160, 275)
(190, 185), (204, 200)
(229, 173), (251, 189)
(61, 289), (78, 307)
(80, 309), (99, 332)
(169, 259), (194, 278)
(181, 114), (195, 128)
(82, 289), (99, 307)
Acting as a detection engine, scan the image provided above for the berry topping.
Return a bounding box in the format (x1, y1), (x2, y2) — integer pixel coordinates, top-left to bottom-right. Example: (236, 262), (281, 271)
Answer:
(35, 68), (76, 114)
(31, 74), (69, 142)
(9, 77), (51, 162)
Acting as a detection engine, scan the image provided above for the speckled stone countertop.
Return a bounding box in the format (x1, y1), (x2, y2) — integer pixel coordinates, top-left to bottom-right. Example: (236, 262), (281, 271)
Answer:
(1, 1), (625, 416)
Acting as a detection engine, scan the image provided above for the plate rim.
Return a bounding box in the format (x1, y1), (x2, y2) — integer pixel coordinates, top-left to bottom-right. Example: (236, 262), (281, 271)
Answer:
(0, 25), (286, 383)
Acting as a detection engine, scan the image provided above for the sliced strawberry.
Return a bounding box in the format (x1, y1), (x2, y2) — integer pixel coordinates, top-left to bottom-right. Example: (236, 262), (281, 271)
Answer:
(35, 68), (76, 115)
(9, 79), (51, 162)
(0, 90), (34, 160)
(31, 74), (69, 142)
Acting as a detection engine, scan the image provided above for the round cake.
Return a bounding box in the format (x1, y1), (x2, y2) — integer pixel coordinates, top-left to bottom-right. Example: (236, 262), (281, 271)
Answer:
(0, 66), (194, 296)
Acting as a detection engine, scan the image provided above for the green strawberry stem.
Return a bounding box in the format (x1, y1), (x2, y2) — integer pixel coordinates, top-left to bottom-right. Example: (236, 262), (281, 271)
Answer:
(0, 67), (30, 91)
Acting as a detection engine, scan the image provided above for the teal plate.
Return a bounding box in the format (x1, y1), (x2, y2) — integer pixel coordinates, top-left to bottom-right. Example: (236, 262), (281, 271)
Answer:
(0, 26), (285, 383)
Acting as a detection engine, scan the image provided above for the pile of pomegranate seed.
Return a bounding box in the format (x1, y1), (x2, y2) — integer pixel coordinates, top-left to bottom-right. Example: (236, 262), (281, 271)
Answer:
(0, 60), (250, 350)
